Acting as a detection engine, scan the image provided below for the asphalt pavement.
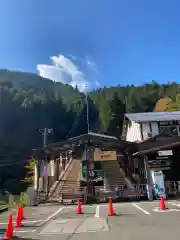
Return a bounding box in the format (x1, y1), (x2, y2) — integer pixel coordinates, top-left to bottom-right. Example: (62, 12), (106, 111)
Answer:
(0, 200), (180, 239)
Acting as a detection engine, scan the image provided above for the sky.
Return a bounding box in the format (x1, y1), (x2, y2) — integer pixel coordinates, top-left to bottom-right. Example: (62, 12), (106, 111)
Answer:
(0, 0), (180, 92)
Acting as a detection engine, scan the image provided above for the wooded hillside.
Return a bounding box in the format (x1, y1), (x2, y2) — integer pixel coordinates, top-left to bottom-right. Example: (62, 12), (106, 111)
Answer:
(1, 69), (180, 158)
(1, 69), (180, 193)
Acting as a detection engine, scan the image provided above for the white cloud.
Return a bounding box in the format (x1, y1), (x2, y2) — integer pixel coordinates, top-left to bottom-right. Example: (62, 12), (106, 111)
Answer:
(37, 55), (100, 92)
(86, 56), (99, 74)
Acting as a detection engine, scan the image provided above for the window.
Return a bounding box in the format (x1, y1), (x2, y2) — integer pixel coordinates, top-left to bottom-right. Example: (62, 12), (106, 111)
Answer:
(159, 126), (179, 135)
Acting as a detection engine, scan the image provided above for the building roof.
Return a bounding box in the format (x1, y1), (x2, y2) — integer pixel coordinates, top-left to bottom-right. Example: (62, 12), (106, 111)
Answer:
(86, 132), (118, 140)
(125, 111), (180, 122)
(133, 131), (180, 156)
(32, 132), (137, 156)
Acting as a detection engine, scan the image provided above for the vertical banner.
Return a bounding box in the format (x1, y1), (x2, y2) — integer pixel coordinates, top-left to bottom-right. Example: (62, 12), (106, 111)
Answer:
(60, 154), (63, 167)
(34, 163), (38, 190)
(41, 160), (48, 178)
(41, 160), (45, 177)
(50, 160), (54, 177)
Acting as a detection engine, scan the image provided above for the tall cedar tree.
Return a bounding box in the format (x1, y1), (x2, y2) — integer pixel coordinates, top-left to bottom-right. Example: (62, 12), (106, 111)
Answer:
(107, 92), (125, 137)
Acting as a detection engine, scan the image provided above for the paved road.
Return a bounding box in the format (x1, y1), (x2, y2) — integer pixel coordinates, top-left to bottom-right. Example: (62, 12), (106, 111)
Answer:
(1, 200), (180, 239)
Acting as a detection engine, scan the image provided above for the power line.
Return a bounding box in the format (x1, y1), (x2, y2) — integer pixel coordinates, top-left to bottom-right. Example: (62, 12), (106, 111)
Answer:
(67, 91), (90, 138)
(66, 108), (84, 139)
(66, 93), (89, 139)
(85, 92), (90, 133)
(0, 159), (29, 167)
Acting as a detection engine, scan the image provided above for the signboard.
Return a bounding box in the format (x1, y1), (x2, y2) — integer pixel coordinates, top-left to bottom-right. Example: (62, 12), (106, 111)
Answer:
(94, 149), (117, 161)
(151, 170), (166, 199)
(148, 152), (172, 170)
(159, 120), (180, 126)
(158, 150), (173, 156)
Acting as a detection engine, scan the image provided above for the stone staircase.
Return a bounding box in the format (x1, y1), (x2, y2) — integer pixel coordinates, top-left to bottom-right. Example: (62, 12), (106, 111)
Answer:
(49, 159), (82, 203)
(103, 160), (128, 187)
(100, 160), (140, 200)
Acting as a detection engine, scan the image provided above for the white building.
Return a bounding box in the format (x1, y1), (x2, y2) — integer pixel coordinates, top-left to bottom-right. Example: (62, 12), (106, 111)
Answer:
(122, 111), (180, 142)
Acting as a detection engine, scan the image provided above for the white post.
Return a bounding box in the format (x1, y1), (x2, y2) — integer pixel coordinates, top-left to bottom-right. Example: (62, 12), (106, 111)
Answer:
(144, 156), (153, 200)
(34, 163), (38, 190)
(50, 160), (55, 177)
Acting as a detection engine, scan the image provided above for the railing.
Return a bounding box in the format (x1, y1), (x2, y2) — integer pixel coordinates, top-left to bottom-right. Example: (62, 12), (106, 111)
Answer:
(39, 182), (149, 204)
(60, 186), (86, 204)
(38, 181), (180, 204)
(48, 158), (73, 198)
(164, 181), (179, 197)
(95, 184), (147, 202)
(118, 161), (137, 185)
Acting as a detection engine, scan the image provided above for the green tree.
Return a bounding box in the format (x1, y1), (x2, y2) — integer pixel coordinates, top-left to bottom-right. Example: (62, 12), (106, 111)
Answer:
(107, 92), (125, 136)
(24, 159), (36, 184)
(165, 93), (180, 111)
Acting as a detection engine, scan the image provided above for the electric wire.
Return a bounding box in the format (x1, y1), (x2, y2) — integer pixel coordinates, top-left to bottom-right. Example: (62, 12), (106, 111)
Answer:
(66, 106), (85, 139)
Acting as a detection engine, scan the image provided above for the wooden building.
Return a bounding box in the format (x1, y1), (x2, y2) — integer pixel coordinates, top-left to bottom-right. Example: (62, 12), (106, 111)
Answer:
(31, 112), (180, 202)
(122, 111), (180, 142)
(32, 132), (137, 201)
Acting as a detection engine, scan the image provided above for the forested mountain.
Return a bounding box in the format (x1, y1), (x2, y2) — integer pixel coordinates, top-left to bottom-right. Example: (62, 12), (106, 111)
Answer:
(1, 69), (180, 193)
(1, 69), (180, 159)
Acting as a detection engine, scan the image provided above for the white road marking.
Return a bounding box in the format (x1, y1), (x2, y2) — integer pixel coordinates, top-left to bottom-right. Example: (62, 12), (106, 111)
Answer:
(14, 229), (36, 233)
(0, 220), (43, 225)
(169, 202), (180, 207)
(153, 207), (180, 212)
(95, 205), (100, 218)
(132, 203), (151, 215)
(22, 219), (44, 223)
(43, 207), (64, 224)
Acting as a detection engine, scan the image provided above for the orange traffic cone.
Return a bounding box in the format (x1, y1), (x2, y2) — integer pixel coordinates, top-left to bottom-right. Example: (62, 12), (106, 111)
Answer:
(108, 199), (115, 216)
(4, 215), (13, 239)
(20, 203), (24, 220)
(77, 200), (83, 214)
(160, 196), (167, 210)
(15, 207), (22, 228)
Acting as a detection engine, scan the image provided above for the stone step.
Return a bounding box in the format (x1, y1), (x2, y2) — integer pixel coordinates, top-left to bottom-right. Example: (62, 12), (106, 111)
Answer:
(49, 159), (81, 201)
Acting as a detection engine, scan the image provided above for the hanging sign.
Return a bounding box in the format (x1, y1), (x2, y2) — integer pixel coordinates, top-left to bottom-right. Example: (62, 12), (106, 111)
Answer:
(159, 121), (180, 126)
(94, 149), (117, 161)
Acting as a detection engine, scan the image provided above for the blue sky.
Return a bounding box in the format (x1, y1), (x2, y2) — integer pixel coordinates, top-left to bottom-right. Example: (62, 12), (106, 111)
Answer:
(0, 0), (180, 91)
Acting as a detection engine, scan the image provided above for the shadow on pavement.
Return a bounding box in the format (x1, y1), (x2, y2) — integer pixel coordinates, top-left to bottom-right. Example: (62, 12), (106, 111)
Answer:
(108, 213), (136, 217)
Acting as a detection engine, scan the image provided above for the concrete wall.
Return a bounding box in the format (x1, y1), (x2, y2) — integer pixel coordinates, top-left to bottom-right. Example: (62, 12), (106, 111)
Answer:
(126, 121), (159, 142)
(126, 121), (142, 142)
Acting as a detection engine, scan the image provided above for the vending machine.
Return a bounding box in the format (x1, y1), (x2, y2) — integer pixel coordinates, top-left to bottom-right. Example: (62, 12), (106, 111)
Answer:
(151, 170), (166, 199)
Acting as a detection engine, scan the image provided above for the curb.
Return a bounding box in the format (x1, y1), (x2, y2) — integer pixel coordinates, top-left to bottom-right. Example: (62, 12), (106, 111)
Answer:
(0, 206), (8, 214)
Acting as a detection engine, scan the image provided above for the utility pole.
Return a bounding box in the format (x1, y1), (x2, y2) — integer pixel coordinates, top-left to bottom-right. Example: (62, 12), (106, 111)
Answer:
(85, 91), (90, 133)
(39, 127), (53, 147)
(38, 127), (53, 196)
